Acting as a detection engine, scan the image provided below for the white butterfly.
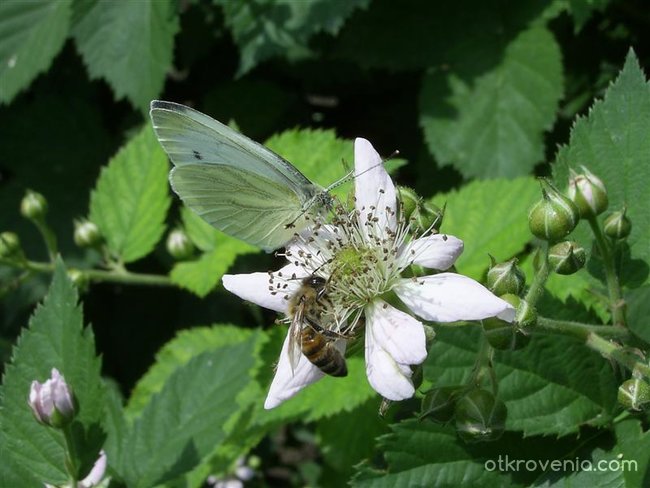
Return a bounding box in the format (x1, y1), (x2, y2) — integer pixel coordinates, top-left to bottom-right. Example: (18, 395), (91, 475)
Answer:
(150, 100), (333, 252)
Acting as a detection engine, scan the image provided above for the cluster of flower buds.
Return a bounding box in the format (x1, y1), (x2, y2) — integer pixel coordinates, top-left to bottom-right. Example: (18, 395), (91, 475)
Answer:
(28, 368), (76, 428)
(166, 228), (195, 260)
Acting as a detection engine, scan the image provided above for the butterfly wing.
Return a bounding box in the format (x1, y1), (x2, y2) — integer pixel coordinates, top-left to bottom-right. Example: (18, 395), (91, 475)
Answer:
(170, 164), (316, 251)
(150, 100), (323, 250)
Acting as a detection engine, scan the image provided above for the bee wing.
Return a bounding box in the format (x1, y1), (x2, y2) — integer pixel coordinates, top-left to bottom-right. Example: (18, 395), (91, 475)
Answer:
(287, 309), (305, 375)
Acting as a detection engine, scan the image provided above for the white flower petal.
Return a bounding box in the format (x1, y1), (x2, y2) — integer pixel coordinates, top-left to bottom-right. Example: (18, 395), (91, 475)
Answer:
(264, 331), (325, 409)
(399, 234), (464, 270)
(365, 322), (415, 401)
(354, 138), (397, 235)
(394, 273), (515, 322)
(366, 300), (427, 365)
(222, 264), (305, 313)
(80, 450), (107, 487)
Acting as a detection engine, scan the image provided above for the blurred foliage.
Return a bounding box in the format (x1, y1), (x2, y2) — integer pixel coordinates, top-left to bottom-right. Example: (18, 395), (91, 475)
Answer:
(1, 0), (649, 486)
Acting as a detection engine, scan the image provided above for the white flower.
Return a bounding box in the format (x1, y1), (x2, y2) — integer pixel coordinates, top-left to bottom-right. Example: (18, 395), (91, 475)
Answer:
(223, 138), (515, 409)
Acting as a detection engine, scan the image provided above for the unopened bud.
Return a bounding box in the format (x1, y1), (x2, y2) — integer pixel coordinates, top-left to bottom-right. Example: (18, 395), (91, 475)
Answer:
(67, 269), (88, 291)
(0, 232), (23, 260)
(20, 190), (48, 220)
(28, 368), (76, 427)
(497, 293), (536, 328)
(618, 378), (650, 411)
(454, 389), (507, 443)
(548, 241), (586, 275)
(421, 386), (462, 423)
(483, 315), (530, 350)
(487, 257), (525, 296)
(528, 180), (579, 242)
(568, 167), (608, 218)
(397, 186), (420, 220)
(412, 201), (444, 234)
(166, 228), (195, 260)
(74, 219), (102, 248)
(603, 208), (632, 239)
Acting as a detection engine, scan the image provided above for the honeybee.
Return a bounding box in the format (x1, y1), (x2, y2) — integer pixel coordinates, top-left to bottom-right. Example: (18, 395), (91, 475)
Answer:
(287, 275), (348, 377)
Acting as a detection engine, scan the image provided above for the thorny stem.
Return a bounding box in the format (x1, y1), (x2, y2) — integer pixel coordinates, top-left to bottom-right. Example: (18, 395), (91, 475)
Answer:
(587, 216), (627, 327)
(537, 317), (633, 341)
(0, 258), (173, 287)
(586, 333), (650, 381)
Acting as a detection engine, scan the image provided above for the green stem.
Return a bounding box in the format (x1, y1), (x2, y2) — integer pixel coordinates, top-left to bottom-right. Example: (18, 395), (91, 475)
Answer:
(33, 218), (58, 262)
(525, 243), (550, 307)
(62, 424), (79, 485)
(2, 258), (173, 287)
(586, 333), (650, 380)
(537, 316), (633, 341)
(469, 333), (496, 393)
(587, 216), (627, 327)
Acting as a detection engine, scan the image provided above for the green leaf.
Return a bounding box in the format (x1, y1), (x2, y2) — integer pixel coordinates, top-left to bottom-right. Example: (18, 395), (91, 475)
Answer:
(420, 26), (563, 178)
(124, 326), (268, 486)
(90, 126), (171, 263)
(535, 448), (625, 487)
(317, 397), (389, 479)
(0, 0), (71, 104)
(334, 0), (551, 71)
(0, 260), (105, 485)
(170, 208), (258, 297)
(424, 327), (617, 437)
(567, 0), (612, 31)
(118, 337), (257, 488)
(626, 285), (650, 344)
(614, 418), (650, 488)
(264, 128), (353, 197)
(72, 0), (178, 111)
(554, 50), (650, 287)
(126, 325), (256, 417)
(215, 0), (370, 75)
(351, 420), (513, 487)
(430, 178), (540, 280)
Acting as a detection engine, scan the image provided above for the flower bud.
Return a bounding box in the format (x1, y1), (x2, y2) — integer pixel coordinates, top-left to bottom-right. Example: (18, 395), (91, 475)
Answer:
(166, 228), (195, 260)
(28, 368), (75, 427)
(618, 378), (650, 411)
(487, 257), (525, 296)
(482, 316), (530, 350)
(397, 186), (420, 220)
(528, 180), (579, 242)
(20, 189), (48, 220)
(421, 386), (462, 423)
(498, 293), (536, 328)
(603, 208), (632, 240)
(454, 389), (507, 443)
(411, 201), (444, 234)
(567, 167), (608, 218)
(74, 219), (102, 248)
(548, 241), (586, 275)
(0, 232), (23, 260)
